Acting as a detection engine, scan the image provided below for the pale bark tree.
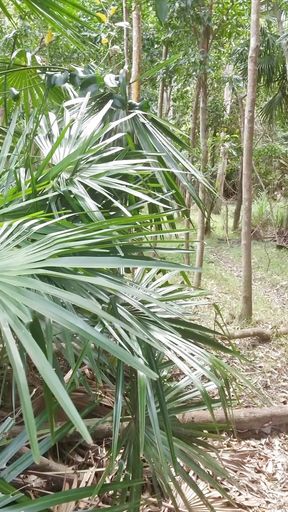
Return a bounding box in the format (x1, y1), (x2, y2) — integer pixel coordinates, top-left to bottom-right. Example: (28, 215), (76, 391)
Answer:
(158, 44), (169, 117)
(123, 0), (129, 71)
(164, 85), (173, 118)
(184, 78), (201, 265)
(190, 76), (201, 148)
(214, 65), (233, 214)
(233, 94), (245, 231)
(193, 24), (210, 288)
(240, 0), (261, 321)
(131, 0), (141, 102)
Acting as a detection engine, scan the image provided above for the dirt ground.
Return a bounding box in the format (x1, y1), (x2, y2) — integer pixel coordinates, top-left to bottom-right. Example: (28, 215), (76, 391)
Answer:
(197, 239), (288, 511)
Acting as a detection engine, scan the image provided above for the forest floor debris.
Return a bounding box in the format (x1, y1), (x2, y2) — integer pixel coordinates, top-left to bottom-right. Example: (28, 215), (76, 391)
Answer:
(199, 236), (288, 511)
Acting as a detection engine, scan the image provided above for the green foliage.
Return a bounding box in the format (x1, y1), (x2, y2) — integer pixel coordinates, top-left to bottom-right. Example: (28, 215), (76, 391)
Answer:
(2, 0), (286, 508)
(252, 193), (288, 231)
(254, 140), (288, 195)
(0, 84), (239, 511)
(155, 0), (169, 24)
(0, 0), (100, 48)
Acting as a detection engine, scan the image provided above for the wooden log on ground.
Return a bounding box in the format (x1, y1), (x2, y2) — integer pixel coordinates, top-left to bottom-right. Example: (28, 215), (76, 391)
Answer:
(179, 405), (288, 432)
(223, 326), (288, 342)
(9, 405), (288, 438)
(8, 406), (288, 448)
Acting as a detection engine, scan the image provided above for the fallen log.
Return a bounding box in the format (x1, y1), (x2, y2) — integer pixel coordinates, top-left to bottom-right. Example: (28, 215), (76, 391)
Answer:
(19, 447), (70, 474)
(223, 326), (288, 342)
(90, 405), (288, 437)
(179, 405), (288, 432)
(7, 406), (288, 447)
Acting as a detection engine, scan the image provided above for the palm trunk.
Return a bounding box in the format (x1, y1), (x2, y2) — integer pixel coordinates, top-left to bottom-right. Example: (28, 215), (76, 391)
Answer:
(123, 0), (129, 70)
(214, 65), (233, 214)
(131, 0), (141, 103)
(193, 27), (209, 288)
(240, 0), (261, 321)
(157, 44), (169, 118)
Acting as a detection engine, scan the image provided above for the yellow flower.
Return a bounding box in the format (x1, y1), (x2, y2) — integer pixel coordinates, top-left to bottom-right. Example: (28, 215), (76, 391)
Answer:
(110, 6), (117, 16)
(101, 37), (109, 45)
(96, 12), (107, 23)
(44, 29), (54, 46)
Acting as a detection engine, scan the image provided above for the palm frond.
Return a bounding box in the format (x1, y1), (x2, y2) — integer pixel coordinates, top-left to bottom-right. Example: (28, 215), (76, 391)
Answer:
(0, 1), (100, 49)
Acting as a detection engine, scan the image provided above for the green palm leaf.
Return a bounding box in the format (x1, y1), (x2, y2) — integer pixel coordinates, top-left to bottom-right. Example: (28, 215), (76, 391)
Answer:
(0, 1), (100, 48)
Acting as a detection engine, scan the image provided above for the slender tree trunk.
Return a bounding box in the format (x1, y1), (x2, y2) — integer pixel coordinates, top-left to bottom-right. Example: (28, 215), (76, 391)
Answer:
(184, 79), (201, 265)
(190, 76), (201, 148)
(123, 0), (129, 71)
(233, 95), (245, 231)
(165, 85), (173, 118)
(157, 44), (169, 118)
(131, 0), (141, 102)
(205, 127), (218, 235)
(233, 159), (243, 231)
(194, 27), (210, 288)
(214, 65), (233, 214)
(240, 0), (261, 321)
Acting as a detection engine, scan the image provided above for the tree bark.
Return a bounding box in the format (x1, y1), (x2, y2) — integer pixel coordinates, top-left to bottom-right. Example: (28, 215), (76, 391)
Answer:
(214, 65), (233, 214)
(131, 0), (141, 103)
(232, 163), (243, 231)
(233, 95), (245, 231)
(179, 405), (288, 433)
(12, 405), (288, 442)
(240, 0), (261, 321)
(157, 44), (169, 118)
(190, 76), (201, 148)
(194, 25), (209, 288)
(184, 78), (201, 265)
(123, 0), (129, 71)
(223, 326), (288, 342)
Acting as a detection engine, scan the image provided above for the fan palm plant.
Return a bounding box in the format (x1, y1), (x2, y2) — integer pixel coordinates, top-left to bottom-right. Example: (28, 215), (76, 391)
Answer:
(234, 23), (288, 121)
(0, 84), (241, 511)
(0, 1), (100, 48)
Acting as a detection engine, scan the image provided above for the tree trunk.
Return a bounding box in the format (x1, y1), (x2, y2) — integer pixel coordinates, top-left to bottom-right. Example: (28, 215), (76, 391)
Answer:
(190, 76), (201, 148)
(165, 85), (173, 118)
(240, 0), (261, 321)
(205, 196), (216, 235)
(157, 44), (169, 118)
(123, 0), (129, 71)
(214, 65), (234, 214)
(194, 25), (209, 288)
(184, 79), (201, 265)
(233, 95), (245, 231)
(131, 0), (141, 103)
(233, 160), (243, 231)
(205, 127), (218, 235)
